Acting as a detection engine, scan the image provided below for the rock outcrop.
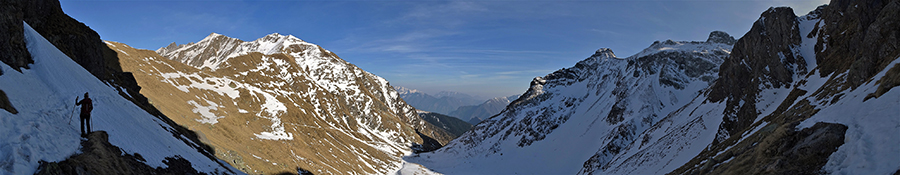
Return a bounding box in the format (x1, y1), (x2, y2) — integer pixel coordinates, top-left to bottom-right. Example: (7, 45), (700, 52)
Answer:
(35, 131), (205, 175)
(816, 0), (900, 89)
(708, 7), (804, 145)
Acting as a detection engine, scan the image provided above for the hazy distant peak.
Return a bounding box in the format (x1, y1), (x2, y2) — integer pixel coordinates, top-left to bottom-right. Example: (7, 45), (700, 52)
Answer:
(393, 86), (421, 95)
(435, 91), (473, 99)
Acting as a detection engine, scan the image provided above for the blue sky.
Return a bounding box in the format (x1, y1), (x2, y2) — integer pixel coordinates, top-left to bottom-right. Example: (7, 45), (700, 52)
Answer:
(61, 0), (827, 98)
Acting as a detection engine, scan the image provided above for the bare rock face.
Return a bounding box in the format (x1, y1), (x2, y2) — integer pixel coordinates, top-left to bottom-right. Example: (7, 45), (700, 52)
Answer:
(0, 90), (16, 114)
(707, 31), (737, 45)
(675, 122), (847, 175)
(708, 7), (803, 144)
(0, 0), (33, 72)
(816, 0), (900, 87)
(3, 0), (121, 80)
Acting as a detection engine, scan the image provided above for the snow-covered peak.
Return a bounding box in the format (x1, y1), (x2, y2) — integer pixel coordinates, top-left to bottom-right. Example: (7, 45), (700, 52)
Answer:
(257, 33), (304, 43)
(203, 32), (227, 41)
(486, 96), (512, 104)
(592, 48), (618, 59)
(630, 38), (732, 60)
(394, 86), (420, 95)
(253, 33), (305, 46)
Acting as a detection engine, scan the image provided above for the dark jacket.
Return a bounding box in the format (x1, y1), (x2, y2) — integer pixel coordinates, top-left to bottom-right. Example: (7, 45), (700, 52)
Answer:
(77, 97), (92, 117)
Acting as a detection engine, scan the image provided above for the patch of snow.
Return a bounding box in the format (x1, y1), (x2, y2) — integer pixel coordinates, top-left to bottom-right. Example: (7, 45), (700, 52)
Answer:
(392, 161), (441, 175)
(187, 100), (224, 124)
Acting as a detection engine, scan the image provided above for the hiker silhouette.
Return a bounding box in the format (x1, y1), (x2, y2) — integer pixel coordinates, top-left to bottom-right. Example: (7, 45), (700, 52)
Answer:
(75, 92), (93, 137)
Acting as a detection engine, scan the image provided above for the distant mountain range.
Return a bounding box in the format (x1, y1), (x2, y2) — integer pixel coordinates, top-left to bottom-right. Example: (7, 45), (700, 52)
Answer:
(450, 95), (520, 124)
(393, 86), (483, 114)
(393, 86), (519, 124)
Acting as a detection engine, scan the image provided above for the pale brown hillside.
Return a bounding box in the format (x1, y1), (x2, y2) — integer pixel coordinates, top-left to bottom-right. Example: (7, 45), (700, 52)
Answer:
(107, 39), (453, 174)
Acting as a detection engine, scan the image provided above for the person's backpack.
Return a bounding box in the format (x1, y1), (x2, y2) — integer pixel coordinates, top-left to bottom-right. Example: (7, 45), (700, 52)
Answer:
(84, 98), (92, 112)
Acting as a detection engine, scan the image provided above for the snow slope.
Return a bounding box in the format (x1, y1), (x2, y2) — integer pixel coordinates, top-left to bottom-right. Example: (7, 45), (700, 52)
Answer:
(798, 57), (900, 175)
(0, 22), (238, 174)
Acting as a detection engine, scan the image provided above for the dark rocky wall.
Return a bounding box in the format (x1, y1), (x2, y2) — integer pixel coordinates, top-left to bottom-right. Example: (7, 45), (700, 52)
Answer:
(816, 0), (900, 87)
(0, 0), (33, 73)
(708, 7), (802, 144)
(0, 0), (140, 94)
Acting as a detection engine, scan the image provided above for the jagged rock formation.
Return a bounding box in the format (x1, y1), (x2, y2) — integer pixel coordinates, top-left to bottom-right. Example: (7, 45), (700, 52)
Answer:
(709, 6), (806, 145)
(449, 95), (519, 124)
(109, 32), (455, 174)
(0, 90), (15, 114)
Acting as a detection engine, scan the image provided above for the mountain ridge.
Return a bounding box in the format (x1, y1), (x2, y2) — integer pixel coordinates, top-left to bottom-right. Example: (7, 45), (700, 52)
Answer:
(408, 30), (734, 174)
(111, 31), (456, 174)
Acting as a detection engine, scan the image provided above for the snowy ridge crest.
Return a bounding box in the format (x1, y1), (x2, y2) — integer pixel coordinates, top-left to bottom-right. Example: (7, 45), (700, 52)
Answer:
(156, 32), (316, 70)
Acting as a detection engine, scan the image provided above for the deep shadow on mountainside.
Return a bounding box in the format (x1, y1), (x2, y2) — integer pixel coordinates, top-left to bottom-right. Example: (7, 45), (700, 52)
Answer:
(0, 0), (230, 174)
(418, 112), (474, 137)
(35, 131), (208, 175)
(449, 95), (519, 124)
